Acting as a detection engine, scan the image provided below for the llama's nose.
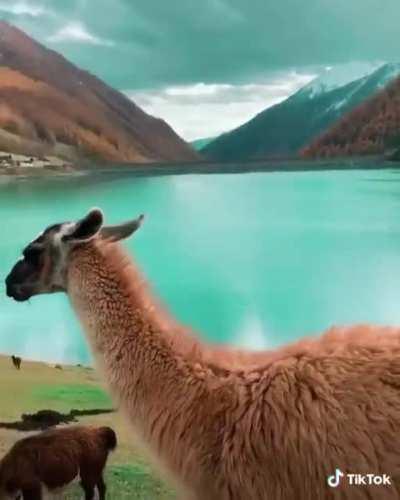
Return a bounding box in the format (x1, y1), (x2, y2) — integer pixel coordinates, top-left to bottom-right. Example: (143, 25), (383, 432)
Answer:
(5, 270), (22, 299)
(5, 281), (17, 298)
(5, 273), (14, 297)
(5, 260), (25, 298)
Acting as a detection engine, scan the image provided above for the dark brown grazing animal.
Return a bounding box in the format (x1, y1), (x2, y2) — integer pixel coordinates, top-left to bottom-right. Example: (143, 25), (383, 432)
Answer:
(10, 356), (21, 370)
(0, 425), (117, 500)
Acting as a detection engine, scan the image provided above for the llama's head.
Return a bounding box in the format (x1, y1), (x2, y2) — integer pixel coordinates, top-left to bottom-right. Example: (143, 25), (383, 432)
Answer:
(5, 208), (144, 302)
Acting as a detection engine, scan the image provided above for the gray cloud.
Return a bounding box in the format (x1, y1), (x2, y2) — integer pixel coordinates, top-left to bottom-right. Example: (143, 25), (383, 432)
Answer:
(47, 21), (114, 46)
(0, 0), (399, 90)
(0, 1), (47, 17)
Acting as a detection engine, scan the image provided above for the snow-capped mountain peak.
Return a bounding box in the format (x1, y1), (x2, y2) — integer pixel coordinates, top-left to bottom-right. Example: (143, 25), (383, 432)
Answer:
(303, 61), (384, 98)
(203, 61), (400, 162)
(374, 62), (400, 88)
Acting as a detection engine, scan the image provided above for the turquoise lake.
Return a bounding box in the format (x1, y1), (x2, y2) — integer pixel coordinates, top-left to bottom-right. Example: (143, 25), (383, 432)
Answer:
(1, 166), (400, 364)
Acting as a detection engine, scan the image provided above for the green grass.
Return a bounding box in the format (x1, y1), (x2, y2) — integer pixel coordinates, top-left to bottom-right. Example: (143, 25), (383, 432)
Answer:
(0, 356), (177, 499)
(64, 464), (175, 500)
(33, 383), (112, 410)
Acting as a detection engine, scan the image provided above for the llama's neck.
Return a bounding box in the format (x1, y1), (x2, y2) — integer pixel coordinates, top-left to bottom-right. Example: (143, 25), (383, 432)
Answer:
(67, 242), (223, 489)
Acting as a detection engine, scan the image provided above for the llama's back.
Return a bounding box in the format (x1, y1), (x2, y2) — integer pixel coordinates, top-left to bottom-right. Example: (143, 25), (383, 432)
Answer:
(217, 324), (400, 499)
(39, 425), (116, 469)
(197, 322), (400, 370)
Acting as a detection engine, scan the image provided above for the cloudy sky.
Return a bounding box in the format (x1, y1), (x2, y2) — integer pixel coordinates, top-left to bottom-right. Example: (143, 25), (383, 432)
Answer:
(0, 0), (399, 140)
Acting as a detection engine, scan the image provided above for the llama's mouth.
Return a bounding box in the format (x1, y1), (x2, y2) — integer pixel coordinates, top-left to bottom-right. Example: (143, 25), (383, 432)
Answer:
(5, 283), (32, 302)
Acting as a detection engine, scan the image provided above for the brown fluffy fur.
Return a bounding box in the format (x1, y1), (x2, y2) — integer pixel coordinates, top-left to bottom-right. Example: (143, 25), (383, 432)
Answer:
(0, 426), (116, 500)
(67, 240), (400, 499)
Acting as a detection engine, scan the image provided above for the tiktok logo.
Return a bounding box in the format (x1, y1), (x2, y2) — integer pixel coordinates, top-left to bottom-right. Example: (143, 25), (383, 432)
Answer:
(327, 469), (344, 488)
(327, 469), (391, 488)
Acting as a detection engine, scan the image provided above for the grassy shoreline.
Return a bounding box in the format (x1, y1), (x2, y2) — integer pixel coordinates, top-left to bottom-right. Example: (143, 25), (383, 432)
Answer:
(1, 149), (400, 180)
(0, 355), (175, 499)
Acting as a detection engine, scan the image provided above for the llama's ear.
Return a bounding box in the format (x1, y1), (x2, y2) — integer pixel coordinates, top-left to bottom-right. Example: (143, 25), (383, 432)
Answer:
(64, 208), (104, 242)
(100, 214), (144, 242)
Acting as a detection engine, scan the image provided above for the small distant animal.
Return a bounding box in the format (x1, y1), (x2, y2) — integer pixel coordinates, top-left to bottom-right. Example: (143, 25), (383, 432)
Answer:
(0, 425), (117, 500)
(10, 356), (21, 370)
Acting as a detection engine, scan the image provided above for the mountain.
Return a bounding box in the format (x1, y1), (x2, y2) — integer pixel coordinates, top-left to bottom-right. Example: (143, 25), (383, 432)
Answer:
(0, 21), (198, 163)
(190, 137), (215, 151)
(302, 69), (400, 159)
(203, 63), (400, 162)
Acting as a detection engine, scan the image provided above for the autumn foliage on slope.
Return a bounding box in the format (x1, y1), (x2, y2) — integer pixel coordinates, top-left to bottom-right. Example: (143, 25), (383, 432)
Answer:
(0, 22), (197, 163)
(301, 75), (400, 158)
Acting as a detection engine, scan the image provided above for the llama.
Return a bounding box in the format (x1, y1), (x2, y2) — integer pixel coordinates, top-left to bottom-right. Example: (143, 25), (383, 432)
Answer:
(5, 208), (400, 499)
(0, 425), (116, 500)
(10, 356), (21, 370)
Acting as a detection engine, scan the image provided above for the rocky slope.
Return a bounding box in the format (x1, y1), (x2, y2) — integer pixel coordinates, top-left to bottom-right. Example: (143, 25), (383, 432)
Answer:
(302, 70), (400, 158)
(203, 64), (400, 161)
(0, 21), (197, 164)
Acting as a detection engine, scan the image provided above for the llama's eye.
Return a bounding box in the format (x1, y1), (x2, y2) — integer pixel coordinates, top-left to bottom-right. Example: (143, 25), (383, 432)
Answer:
(23, 246), (42, 265)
